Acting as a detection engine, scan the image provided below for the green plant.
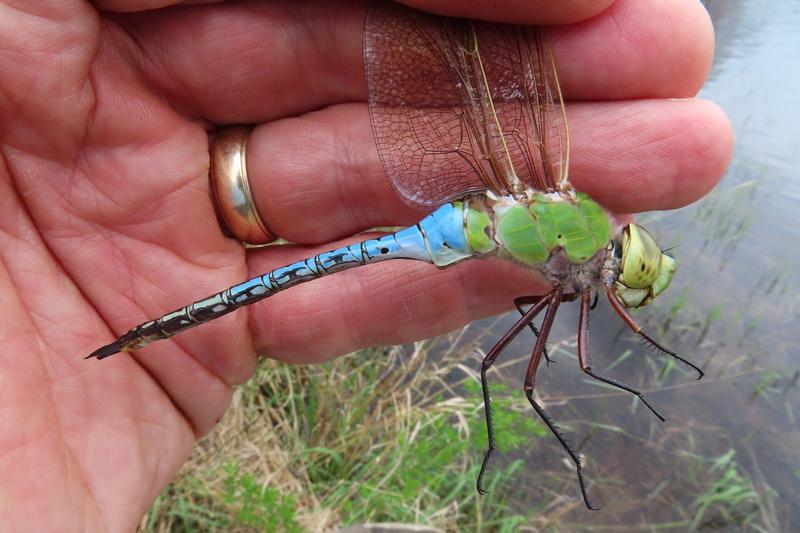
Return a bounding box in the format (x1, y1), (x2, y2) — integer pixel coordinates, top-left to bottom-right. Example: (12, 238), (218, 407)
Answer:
(221, 461), (302, 532)
(690, 449), (760, 530)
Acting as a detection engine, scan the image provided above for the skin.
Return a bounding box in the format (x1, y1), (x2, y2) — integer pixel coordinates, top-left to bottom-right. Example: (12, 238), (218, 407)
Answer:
(0, 0), (732, 530)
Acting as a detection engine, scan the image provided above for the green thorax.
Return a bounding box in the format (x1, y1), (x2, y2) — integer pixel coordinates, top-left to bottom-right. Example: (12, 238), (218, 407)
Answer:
(466, 191), (613, 266)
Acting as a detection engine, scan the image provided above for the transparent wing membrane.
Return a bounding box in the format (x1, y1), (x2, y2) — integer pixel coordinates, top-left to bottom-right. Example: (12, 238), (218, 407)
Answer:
(365, 1), (569, 207)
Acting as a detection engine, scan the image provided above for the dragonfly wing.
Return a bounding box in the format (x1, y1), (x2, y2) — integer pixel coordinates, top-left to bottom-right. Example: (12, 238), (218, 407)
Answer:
(482, 24), (570, 192)
(365, 1), (569, 208)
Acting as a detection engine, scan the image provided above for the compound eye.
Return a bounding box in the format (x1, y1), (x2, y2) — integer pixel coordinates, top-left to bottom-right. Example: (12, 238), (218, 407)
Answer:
(621, 224), (661, 289)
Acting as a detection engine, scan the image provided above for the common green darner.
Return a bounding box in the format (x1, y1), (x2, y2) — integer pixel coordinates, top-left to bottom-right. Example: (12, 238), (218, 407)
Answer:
(88, 1), (703, 510)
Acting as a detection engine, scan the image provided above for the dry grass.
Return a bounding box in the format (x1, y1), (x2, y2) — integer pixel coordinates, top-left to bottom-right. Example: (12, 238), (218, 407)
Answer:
(140, 313), (783, 531)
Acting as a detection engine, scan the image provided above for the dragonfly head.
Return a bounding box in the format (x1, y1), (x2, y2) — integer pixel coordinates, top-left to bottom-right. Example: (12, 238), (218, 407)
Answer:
(613, 224), (677, 308)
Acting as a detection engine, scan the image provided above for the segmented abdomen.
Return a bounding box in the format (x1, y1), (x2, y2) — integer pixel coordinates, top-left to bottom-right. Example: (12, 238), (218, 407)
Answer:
(94, 201), (478, 357)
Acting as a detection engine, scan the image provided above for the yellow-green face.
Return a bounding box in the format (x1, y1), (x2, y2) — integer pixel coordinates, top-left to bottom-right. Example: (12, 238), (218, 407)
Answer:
(615, 224), (677, 308)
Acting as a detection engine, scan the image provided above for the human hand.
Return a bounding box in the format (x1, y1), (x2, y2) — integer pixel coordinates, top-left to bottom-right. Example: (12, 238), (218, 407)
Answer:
(0, 0), (731, 529)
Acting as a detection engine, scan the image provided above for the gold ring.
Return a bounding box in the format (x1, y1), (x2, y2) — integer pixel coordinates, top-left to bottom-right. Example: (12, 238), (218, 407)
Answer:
(210, 126), (277, 245)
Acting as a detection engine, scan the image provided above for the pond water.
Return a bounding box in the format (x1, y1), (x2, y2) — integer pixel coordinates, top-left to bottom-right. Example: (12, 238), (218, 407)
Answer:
(464, 0), (800, 528)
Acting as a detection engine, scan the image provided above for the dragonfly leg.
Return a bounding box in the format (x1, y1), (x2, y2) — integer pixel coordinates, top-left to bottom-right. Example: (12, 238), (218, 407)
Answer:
(477, 295), (550, 495)
(514, 292), (581, 366)
(577, 291), (666, 422)
(605, 288), (704, 380)
(589, 289), (599, 310)
(523, 288), (599, 510)
(514, 295), (553, 365)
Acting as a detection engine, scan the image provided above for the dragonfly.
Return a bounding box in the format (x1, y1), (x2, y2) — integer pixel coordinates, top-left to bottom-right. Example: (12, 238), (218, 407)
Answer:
(88, 1), (703, 510)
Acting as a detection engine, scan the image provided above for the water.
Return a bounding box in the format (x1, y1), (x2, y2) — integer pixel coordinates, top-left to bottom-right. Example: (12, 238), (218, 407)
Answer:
(469, 0), (800, 528)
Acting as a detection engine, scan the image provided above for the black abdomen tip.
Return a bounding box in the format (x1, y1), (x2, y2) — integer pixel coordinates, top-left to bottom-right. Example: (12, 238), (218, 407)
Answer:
(85, 340), (124, 360)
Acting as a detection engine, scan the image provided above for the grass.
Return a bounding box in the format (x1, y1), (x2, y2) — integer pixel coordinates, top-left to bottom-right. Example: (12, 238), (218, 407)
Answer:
(140, 330), (550, 531)
(139, 307), (788, 531)
(690, 449), (761, 530)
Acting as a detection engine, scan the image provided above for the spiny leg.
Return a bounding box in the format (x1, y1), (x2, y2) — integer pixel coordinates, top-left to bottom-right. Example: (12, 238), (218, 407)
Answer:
(514, 292), (581, 365)
(477, 295), (550, 495)
(523, 288), (599, 510)
(605, 288), (704, 380)
(515, 295), (552, 365)
(577, 291), (666, 422)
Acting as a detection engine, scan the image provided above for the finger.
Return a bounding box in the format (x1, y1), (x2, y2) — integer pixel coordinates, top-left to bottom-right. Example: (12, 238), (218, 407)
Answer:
(563, 99), (733, 212)
(92, 0), (225, 11)
(553, 0), (715, 99)
(113, 0), (712, 122)
(93, 0), (609, 19)
(243, 98), (733, 243)
(398, 0), (615, 24)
